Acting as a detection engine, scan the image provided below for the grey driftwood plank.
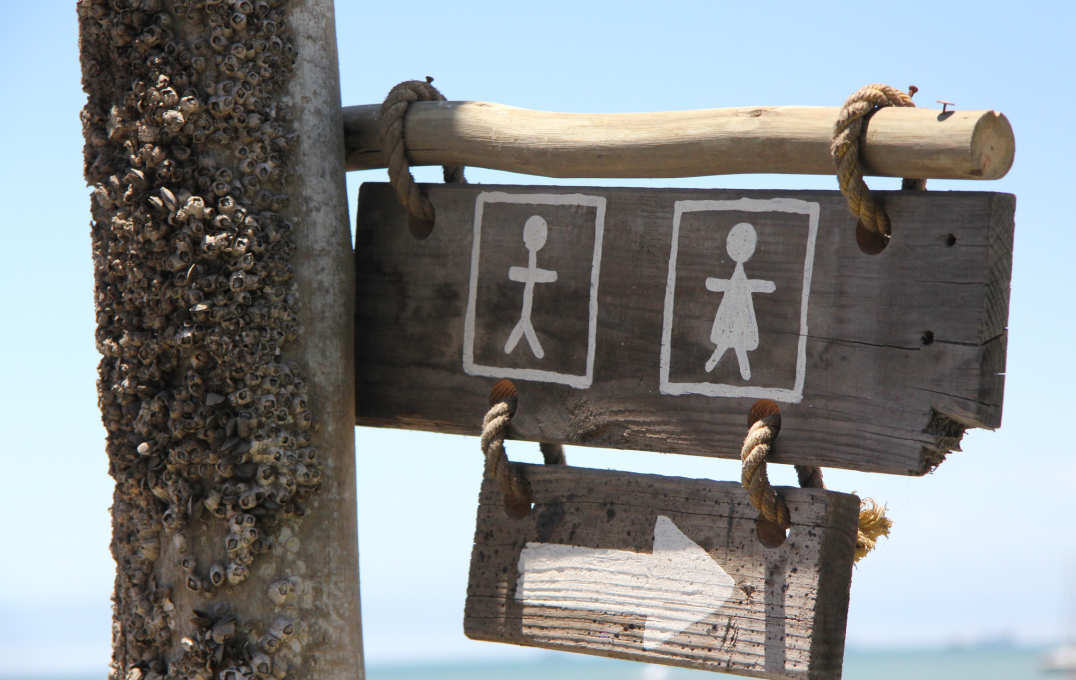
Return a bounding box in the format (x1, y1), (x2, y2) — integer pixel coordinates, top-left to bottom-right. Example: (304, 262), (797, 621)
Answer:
(464, 464), (860, 679)
(354, 183), (1014, 475)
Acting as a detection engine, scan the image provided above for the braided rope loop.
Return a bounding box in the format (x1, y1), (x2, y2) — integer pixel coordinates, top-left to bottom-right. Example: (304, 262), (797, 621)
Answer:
(741, 401), (790, 530)
(831, 83), (920, 247)
(478, 380), (567, 518)
(742, 399), (891, 562)
(539, 442), (566, 465)
(795, 463), (825, 490)
(480, 399), (532, 519)
(379, 77), (466, 237)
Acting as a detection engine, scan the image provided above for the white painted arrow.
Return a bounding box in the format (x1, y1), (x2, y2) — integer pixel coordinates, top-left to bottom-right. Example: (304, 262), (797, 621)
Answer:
(516, 515), (735, 649)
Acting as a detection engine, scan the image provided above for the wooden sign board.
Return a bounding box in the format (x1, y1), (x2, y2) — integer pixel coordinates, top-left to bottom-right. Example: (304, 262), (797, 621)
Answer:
(355, 183), (1014, 475)
(464, 464), (860, 679)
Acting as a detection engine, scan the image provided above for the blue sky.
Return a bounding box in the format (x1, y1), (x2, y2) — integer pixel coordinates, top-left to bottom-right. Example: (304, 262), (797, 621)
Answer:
(1, 0), (1074, 675)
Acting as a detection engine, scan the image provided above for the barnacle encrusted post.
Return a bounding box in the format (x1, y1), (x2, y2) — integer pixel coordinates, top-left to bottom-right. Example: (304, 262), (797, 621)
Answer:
(78, 2), (363, 679)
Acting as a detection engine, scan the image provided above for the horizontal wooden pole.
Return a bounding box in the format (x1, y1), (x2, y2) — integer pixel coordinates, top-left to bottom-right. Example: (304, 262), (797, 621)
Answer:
(343, 101), (1013, 180)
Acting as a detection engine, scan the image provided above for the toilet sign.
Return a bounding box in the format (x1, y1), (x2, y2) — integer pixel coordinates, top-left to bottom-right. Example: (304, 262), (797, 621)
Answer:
(354, 183), (1014, 476)
(463, 192), (606, 388)
(661, 198), (818, 402)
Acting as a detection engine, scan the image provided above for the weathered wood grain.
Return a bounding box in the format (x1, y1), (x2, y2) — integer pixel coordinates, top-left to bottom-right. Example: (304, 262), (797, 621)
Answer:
(354, 183), (1014, 475)
(342, 102), (1014, 180)
(464, 464), (860, 679)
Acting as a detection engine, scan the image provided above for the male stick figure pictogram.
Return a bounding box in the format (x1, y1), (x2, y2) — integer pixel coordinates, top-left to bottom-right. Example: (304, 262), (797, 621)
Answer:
(504, 215), (558, 359)
(704, 222), (775, 380)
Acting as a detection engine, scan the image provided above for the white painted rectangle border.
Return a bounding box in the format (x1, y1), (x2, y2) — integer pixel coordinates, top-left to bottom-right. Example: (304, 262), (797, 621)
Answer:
(660, 198), (820, 402)
(463, 191), (606, 389)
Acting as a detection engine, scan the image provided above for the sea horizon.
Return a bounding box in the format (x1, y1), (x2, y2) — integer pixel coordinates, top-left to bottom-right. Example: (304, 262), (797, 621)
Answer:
(4, 642), (1067, 680)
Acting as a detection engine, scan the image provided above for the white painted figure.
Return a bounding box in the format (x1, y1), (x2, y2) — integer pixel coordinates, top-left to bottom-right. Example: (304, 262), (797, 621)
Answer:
(704, 222), (775, 379)
(504, 215), (559, 358)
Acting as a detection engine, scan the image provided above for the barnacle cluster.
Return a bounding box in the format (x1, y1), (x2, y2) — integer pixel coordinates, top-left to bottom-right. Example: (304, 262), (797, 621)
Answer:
(166, 592), (307, 680)
(79, 1), (320, 678)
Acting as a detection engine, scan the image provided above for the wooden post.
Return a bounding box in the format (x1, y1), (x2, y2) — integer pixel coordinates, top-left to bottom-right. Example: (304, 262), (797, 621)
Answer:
(342, 102), (1014, 180)
(79, 2), (363, 679)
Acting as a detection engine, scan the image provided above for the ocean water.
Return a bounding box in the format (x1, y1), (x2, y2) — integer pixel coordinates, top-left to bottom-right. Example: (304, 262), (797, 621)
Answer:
(364, 647), (1058, 680)
(363, 649), (1058, 679)
(5, 648), (1061, 680)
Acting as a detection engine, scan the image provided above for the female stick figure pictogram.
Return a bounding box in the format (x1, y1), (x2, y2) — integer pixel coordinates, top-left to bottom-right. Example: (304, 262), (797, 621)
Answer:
(704, 222), (775, 380)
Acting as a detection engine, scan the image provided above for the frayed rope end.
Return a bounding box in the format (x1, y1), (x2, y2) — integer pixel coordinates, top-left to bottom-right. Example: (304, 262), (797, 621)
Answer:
(854, 498), (892, 563)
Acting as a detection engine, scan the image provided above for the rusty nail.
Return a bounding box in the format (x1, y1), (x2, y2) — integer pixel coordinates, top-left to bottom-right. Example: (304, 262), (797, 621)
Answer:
(936, 99), (955, 114)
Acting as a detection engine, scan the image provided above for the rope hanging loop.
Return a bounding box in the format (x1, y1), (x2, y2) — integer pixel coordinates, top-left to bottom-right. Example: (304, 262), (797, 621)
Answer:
(741, 399), (892, 562)
(481, 379), (531, 519)
(379, 77), (466, 238)
(831, 83), (925, 253)
(741, 399), (791, 546)
(480, 379), (568, 519)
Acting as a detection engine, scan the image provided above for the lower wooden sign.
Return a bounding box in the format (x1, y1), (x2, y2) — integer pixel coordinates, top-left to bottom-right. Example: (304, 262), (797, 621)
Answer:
(465, 464), (860, 679)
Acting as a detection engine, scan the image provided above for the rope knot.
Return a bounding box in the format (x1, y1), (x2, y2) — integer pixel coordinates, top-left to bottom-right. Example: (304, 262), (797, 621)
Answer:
(741, 402), (790, 533)
(478, 379), (530, 518)
(831, 83), (923, 250)
(740, 399), (891, 562)
(380, 78), (466, 238)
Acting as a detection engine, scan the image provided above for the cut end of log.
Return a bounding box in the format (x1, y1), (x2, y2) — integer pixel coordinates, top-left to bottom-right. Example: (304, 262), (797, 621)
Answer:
(971, 110), (1015, 180)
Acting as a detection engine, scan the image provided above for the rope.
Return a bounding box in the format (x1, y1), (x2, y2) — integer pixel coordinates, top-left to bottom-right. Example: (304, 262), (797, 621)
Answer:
(743, 399), (891, 563)
(830, 83), (925, 241)
(480, 399), (533, 519)
(539, 443), (566, 465)
(379, 77), (466, 236)
(480, 379), (567, 518)
(741, 402), (791, 529)
(795, 463), (825, 490)
(854, 498), (891, 562)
